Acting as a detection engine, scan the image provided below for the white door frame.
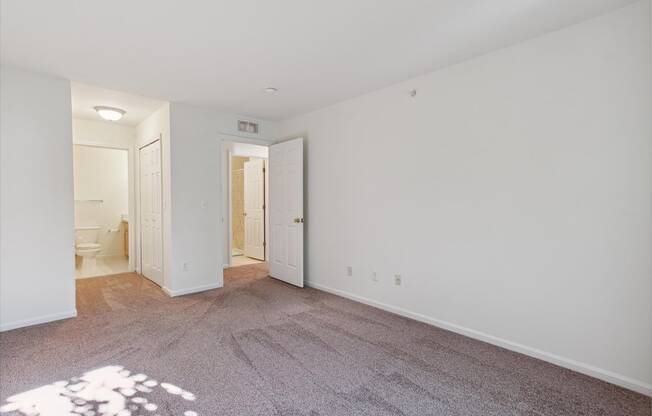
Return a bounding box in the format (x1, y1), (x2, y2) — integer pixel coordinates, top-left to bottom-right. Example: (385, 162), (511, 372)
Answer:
(72, 140), (136, 272)
(226, 146), (233, 266)
(221, 136), (271, 268)
(138, 136), (164, 283)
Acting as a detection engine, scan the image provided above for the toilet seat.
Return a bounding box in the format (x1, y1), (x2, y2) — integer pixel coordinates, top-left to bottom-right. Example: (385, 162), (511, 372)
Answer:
(76, 243), (101, 250)
(76, 242), (101, 258)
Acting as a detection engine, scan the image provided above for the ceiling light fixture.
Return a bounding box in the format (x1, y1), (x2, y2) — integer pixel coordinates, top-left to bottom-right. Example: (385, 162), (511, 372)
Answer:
(264, 87), (278, 94)
(94, 106), (126, 121)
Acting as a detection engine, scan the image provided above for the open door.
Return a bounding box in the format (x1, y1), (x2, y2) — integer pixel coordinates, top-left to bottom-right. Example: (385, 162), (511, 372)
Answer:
(139, 139), (163, 286)
(244, 158), (265, 260)
(269, 138), (303, 287)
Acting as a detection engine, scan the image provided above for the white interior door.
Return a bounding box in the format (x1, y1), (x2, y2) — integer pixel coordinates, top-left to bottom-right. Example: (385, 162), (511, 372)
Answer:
(244, 158), (265, 260)
(269, 138), (303, 287)
(139, 140), (163, 286)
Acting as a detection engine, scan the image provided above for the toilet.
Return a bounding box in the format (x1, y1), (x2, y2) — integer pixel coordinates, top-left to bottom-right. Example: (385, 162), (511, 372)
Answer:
(75, 226), (101, 261)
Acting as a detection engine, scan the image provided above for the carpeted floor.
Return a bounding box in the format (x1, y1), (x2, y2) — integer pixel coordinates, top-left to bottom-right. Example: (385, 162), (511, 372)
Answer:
(0, 264), (649, 415)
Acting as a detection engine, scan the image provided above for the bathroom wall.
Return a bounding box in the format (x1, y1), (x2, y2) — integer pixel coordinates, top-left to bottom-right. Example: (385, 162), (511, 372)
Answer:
(231, 156), (248, 251)
(73, 118), (136, 147)
(73, 145), (129, 256)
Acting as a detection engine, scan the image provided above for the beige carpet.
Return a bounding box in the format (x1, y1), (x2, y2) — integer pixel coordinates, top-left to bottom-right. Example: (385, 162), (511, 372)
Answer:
(0, 264), (649, 415)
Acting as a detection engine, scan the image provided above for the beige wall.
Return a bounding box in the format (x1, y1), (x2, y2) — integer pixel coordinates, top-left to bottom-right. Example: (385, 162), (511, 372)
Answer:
(231, 156), (248, 251)
(73, 118), (136, 146)
(73, 145), (129, 257)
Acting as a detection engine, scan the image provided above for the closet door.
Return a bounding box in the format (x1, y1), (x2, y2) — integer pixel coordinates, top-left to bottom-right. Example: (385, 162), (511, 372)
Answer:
(244, 158), (265, 260)
(139, 139), (163, 286)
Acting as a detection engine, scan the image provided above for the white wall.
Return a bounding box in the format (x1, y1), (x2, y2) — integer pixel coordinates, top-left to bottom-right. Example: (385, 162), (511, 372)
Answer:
(166, 103), (224, 295)
(279, 2), (652, 395)
(134, 101), (277, 295)
(73, 118), (136, 147)
(0, 66), (76, 331)
(73, 145), (129, 256)
(231, 142), (269, 159)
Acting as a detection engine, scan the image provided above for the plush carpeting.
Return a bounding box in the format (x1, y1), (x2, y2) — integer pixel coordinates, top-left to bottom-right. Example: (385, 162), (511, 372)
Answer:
(0, 264), (649, 415)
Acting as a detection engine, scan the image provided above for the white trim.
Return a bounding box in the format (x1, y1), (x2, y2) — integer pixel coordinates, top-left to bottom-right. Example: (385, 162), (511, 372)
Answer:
(138, 135), (161, 151)
(162, 283), (222, 297)
(307, 281), (652, 397)
(218, 132), (275, 145)
(227, 148), (233, 267)
(73, 140), (130, 151)
(0, 309), (77, 332)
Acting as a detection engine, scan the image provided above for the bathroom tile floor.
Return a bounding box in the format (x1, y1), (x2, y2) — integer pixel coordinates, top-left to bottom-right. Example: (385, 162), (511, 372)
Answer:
(231, 255), (265, 267)
(75, 255), (129, 279)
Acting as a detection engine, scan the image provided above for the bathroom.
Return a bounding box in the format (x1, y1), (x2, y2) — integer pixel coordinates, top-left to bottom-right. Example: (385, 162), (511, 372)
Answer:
(73, 143), (130, 278)
(71, 82), (165, 282)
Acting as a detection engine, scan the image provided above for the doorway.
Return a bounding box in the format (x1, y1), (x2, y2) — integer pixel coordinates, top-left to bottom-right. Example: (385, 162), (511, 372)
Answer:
(230, 155), (267, 267)
(73, 143), (133, 279)
(223, 138), (305, 287)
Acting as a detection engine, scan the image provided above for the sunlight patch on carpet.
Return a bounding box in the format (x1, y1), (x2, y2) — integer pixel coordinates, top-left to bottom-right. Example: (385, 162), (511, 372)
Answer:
(0, 365), (197, 416)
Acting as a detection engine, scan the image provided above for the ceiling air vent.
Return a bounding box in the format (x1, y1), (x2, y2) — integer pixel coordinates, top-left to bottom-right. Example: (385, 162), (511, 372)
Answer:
(238, 120), (259, 134)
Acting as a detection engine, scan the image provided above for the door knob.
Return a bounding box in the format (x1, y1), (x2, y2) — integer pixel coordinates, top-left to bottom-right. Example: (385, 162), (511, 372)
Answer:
(293, 217), (304, 223)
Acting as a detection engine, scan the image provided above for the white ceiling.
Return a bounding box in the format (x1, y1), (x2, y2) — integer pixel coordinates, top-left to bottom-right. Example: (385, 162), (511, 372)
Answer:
(1, 0), (639, 121)
(71, 82), (164, 126)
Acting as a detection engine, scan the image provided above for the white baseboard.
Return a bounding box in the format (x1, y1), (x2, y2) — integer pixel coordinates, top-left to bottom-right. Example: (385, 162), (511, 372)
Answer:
(163, 282), (222, 297)
(0, 309), (78, 332)
(307, 281), (652, 397)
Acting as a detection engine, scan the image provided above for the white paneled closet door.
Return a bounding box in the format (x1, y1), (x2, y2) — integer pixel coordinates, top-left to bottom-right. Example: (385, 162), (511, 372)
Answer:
(139, 139), (163, 286)
(244, 158), (265, 260)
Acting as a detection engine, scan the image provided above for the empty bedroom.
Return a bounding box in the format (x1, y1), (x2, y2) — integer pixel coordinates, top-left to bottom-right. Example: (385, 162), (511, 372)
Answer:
(0, 1), (650, 415)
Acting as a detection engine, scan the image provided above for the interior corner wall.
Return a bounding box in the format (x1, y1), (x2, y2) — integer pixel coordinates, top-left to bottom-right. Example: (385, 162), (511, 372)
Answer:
(166, 102), (224, 294)
(0, 66), (76, 331)
(135, 101), (277, 296)
(279, 2), (652, 394)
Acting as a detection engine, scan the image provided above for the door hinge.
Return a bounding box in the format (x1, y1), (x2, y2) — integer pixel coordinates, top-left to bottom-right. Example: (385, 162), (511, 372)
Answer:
(263, 241), (266, 246)
(263, 167), (266, 173)
(262, 204), (266, 210)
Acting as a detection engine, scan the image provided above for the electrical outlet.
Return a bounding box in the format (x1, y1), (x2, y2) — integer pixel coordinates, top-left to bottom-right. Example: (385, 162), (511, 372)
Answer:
(183, 262), (191, 272)
(346, 266), (353, 277)
(394, 274), (402, 286)
(371, 272), (378, 282)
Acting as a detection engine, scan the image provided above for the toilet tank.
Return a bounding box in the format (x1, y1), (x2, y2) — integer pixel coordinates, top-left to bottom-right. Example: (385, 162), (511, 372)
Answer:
(75, 226), (100, 244)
